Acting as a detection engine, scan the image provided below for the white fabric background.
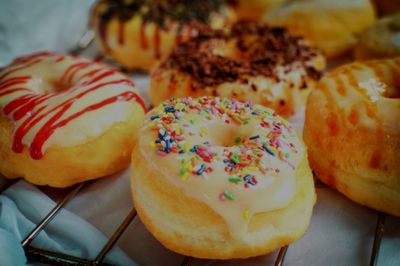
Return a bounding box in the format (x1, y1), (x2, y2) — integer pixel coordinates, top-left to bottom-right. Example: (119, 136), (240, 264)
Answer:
(0, 0), (95, 65)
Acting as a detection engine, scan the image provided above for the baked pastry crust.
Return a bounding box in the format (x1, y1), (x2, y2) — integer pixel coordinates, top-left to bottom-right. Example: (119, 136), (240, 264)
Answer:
(150, 21), (325, 118)
(0, 115), (142, 187)
(264, 0), (376, 58)
(131, 151), (315, 258)
(131, 97), (316, 258)
(91, 0), (235, 71)
(0, 52), (145, 187)
(304, 59), (400, 216)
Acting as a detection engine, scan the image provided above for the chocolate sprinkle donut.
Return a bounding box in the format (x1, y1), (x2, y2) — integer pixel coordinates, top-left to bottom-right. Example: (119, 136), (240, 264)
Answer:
(161, 21), (322, 88)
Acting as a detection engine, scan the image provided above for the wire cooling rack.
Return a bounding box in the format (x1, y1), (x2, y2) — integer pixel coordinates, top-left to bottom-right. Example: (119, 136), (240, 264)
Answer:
(0, 30), (390, 266)
(0, 177), (388, 266)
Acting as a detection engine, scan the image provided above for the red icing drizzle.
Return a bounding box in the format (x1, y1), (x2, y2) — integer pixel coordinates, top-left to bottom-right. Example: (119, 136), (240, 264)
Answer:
(0, 59), (42, 81)
(154, 27), (161, 59)
(0, 76), (30, 90)
(176, 24), (184, 44)
(13, 51), (53, 65)
(140, 22), (148, 49)
(0, 87), (30, 97)
(28, 90), (141, 159)
(60, 62), (91, 84)
(0, 52), (146, 160)
(78, 68), (104, 80)
(118, 21), (125, 45)
(139, 22), (162, 59)
(99, 19), (109, 50)
(85, 69), (117, 85)
(0, 76), (31, 97)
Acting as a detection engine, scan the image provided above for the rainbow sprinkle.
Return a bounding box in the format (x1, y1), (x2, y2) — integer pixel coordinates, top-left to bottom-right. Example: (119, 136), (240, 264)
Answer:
(145, 97), (299, 215)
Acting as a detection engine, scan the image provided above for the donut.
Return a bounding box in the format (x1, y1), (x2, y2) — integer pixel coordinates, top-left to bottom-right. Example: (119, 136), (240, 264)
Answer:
(303, 58), (400, 216)
(149, 21), (325, 118)
(91, 0), (236, 71)
(263, 0), (376, 59)
(354, 14), (400, 60)
(0, 51), (146, 187)
(131, 96), (316, 258)
(227, 0), (284, 21)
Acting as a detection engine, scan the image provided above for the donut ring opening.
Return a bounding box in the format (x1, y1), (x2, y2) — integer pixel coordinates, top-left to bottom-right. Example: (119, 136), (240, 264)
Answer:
(381, 84), (400, 98)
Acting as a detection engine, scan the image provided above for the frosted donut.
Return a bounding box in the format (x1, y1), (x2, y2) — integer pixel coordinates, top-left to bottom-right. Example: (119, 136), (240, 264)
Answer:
(303, 59), (400, 216)
(91, 0), (236, 71)
(354, 14), (400, 60)
(263, 0), (376, 59)
(131, 96), (315, 258)
(0, 51), (146, 187)
(150, 21), (325, 118)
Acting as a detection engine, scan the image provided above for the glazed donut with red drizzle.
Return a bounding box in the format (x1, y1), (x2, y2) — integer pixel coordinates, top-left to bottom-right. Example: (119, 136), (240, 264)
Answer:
(91, 0), (235, 71)
(150, 21), (326, 118)
(0, 51), (146, 187)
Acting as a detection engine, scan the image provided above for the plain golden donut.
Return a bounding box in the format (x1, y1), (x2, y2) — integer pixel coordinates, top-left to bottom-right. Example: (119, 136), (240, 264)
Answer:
(304, 58), (400, 216)
(91, 0), (236, 71)
(263, 0), (376, 59)
(131, 96), (315, 258)
(150, 21), (325, 118)
(0, 51), (146, 187)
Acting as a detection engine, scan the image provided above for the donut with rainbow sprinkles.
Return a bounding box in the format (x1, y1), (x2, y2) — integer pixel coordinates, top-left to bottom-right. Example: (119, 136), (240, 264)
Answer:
(130, 96), (315, 259)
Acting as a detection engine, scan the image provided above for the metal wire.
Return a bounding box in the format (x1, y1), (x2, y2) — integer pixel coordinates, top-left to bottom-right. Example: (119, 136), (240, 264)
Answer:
(21, 182), (85, 248)
(9, 143), (386, 266)
(26, 246), (113, 266)
(274, 246), (289, 266)
(15, 179), (137, 265)
(93, 208), (137, 265)
(370, 212), (386, 266)
(69, 30), (95, 56)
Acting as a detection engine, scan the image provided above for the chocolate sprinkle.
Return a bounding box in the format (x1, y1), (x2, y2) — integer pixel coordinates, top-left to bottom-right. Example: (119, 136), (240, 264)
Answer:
(161, 21), (323, 87)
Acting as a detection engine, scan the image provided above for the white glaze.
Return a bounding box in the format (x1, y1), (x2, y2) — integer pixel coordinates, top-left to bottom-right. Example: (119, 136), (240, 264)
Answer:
(139, 97), (304, 240)
(0, 52), (144, 157)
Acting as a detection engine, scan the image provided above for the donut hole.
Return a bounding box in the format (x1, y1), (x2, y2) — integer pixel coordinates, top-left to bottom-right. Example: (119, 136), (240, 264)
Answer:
(359, 78), (400, 100)
(28, 76), (71, 94)
(207, 123), (252, 147)
(382, 85), (400, 98)
(46, 79), (71, 93)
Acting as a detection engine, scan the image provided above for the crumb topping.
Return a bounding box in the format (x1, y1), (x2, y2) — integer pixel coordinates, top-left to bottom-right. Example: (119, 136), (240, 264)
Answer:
(161, 21), (322, 87)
